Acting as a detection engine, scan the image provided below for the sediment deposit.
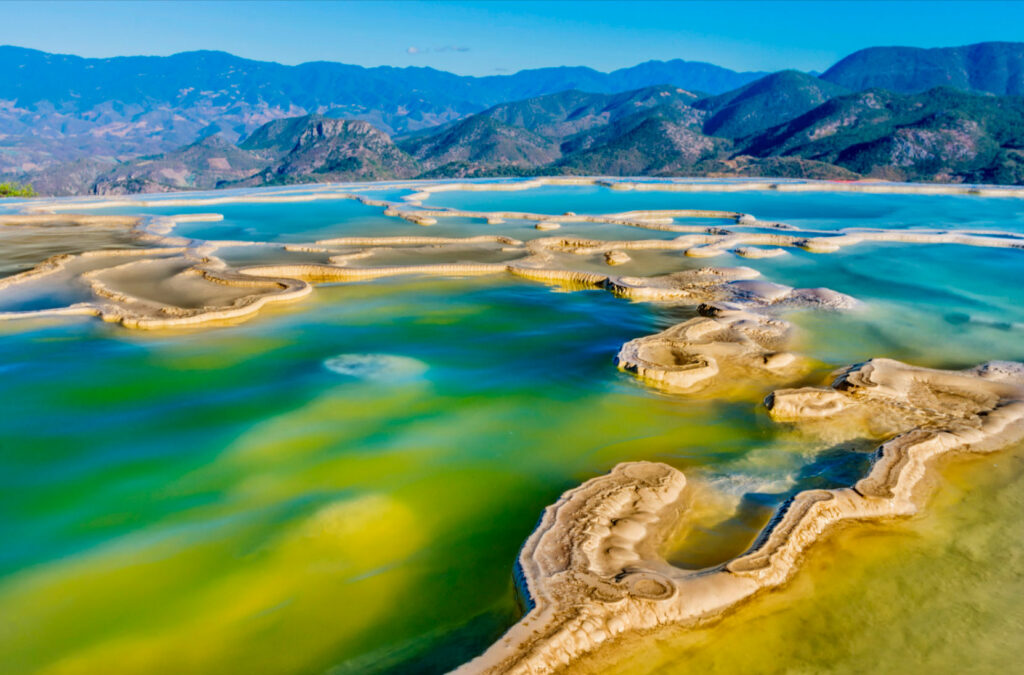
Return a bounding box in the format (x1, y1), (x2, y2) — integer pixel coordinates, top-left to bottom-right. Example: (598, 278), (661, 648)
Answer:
(2, 178), (1022, 673)
(4, 177), (1021, 330)
(457, 359), (1024, 674)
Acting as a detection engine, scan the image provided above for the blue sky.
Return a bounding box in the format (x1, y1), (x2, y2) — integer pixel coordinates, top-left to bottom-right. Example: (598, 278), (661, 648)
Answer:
(2, 1), (1022, 76)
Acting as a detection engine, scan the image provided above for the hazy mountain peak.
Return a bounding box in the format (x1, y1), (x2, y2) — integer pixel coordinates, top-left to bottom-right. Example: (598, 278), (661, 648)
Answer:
(694, 69), (848, 138)
(6, 41), (1024, 193)
(821, 41), (1024, 95)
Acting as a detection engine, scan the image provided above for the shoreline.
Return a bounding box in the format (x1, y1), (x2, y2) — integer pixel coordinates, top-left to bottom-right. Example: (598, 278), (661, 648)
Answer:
(457, 359), (1024, 674)
(5, 176), (1024, 213)
(1, 178), (1022, 672)
(2, 178), (1022, 330)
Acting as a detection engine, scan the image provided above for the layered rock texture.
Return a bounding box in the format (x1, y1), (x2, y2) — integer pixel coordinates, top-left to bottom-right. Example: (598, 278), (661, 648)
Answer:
(458, 358), (1024, 674)
(3, 177), (1024, 672)
(457, 351), (1024, 674)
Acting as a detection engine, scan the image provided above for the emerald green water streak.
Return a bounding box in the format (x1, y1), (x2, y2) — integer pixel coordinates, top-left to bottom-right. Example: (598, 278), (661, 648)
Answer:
(0, 182), (1022, 673)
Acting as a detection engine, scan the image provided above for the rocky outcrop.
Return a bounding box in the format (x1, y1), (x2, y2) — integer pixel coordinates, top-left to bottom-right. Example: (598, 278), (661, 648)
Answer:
(457, 359), (1024, 674)
(241, 117), (419, 186)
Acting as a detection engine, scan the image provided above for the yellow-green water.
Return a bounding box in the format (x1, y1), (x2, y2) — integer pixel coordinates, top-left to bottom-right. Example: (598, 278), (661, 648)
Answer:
(0, 181), (1022, 673)
(573, 443), (1024, 674)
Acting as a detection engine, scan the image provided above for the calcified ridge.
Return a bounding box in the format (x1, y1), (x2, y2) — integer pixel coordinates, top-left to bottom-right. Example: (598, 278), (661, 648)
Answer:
(2, 178), (1023, 672)
(2, 177), (1022, 329)
(456, 359), (1024, 675)
(615, 302), (806, 395)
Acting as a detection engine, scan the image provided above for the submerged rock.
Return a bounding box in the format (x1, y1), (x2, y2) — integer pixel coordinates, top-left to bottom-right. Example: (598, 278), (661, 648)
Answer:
(603, 250), (631, 265)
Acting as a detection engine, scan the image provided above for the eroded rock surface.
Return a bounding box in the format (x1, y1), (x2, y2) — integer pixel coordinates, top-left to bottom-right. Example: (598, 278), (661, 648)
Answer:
(3, 179), (1024, 673)
(1, 178), (1019, 329)
(612, 274), (856, 395)
(616, 304), (805, 394)
(458, 359), (1024, 674)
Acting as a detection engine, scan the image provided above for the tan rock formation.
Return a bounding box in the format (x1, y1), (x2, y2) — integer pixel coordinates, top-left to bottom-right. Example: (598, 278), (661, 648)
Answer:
(616, 304), (804, 394)
(457, 359), (1024, 674)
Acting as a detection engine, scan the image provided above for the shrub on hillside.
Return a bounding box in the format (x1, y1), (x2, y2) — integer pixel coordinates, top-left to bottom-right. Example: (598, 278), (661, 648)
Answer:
(0, 182), (36, 198)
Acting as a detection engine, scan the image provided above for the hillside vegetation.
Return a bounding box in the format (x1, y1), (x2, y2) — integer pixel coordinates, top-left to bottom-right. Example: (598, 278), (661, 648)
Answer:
(0, 45), (763, 174)
(0, 182), (35, 197)
(5, 41), (1024, 194)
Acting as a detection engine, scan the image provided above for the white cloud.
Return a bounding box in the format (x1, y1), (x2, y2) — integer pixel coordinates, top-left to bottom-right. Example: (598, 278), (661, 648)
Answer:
(406, 45), (469, 55)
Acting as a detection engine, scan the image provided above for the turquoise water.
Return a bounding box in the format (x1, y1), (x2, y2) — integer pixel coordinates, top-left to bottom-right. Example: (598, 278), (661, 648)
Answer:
(426, 185), (1024, 232)
(0, 180), (1022, 673)
(95, 199), (398, 243)
(88, 200), (696, 244)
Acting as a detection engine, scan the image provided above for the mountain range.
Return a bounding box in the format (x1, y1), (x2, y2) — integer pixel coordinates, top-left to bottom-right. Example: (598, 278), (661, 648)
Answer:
(0, 46), (762, 167)
(3, 41), (1024, 194)
(820, 42), (1024, 95)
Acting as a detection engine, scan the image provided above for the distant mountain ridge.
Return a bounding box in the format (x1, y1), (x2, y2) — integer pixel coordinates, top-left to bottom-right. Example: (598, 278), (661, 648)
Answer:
(742, 87), (1024, 184)
(398, 86), (704, 173)
(77, 80), (1024, 194)
(0, 45), (764, 173)
(4, 40), (1024, 193)
(244, 117), (419, 185)
(821, 42), (1024, 95)
(693, 70), (849, 138)
(89, 134), (268, 195)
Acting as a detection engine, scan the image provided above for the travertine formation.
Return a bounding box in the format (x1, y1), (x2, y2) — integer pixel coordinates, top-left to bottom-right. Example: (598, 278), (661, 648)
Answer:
(603, 250), (630, 266)
(2, 177), (1022, 329)
(2, 177), (1023, 672)
(0, 247), (311, 328)
(456, 359), (1024, 674)
(616, 303), (806, 394)
(608, 269), (856, 394)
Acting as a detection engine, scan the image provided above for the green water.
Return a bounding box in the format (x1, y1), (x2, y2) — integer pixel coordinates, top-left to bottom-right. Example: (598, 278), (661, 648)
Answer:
(574, 440), (1024, 675)
(0, 181), (1022, 673)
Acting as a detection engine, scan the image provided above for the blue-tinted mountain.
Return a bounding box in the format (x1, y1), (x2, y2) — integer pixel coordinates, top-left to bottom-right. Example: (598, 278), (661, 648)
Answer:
(9, 42), (1024, 193)
(0, 45), (763, 175)
(694, 70), (848, 138)
(820, 42), (1024, 95)
(399, 86), (704, 172)
(89, 134), (271, 194)
(740, 87), (1024, 183)
(51, 82), (1024, 193)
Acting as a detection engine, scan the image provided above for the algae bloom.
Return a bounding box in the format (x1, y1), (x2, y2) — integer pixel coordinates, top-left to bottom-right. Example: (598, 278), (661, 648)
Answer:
(0, 177), (1022, 674)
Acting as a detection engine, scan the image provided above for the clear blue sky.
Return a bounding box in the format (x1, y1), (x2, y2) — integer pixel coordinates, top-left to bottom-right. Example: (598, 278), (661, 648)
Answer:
(2, 0), (1021, 76)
